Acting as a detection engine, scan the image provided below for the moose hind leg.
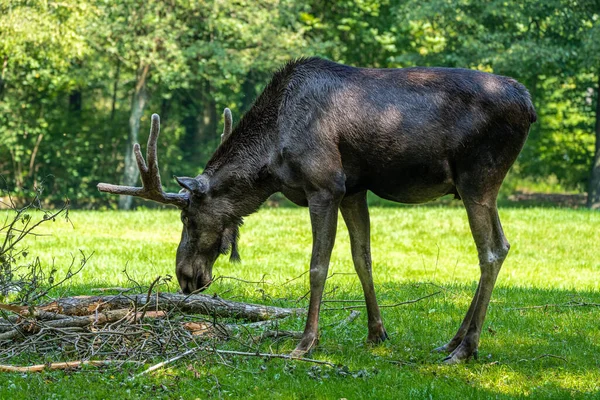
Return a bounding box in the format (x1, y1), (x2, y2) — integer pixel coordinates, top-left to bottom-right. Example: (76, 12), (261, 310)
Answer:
(433, 284), (480, 354)
(442, 198), (510, 364)
(340, 192), (388, 343)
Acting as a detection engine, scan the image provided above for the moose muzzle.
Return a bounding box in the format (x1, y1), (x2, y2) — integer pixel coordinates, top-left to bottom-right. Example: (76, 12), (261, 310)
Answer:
(176, 259), (213, 294)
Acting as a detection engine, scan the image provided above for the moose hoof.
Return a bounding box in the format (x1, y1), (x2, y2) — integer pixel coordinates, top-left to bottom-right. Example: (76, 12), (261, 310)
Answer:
(367, 327), (389, 344)
(289, 348), (308, 359)
(432, 344), (450, 354)
(432, 342), (457, 354)
(291, 334), (318, 358)
(441, 342), (478, 364)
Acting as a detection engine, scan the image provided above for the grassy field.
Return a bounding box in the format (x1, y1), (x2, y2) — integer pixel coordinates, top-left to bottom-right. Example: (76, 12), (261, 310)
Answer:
(1, 205), (599, 399)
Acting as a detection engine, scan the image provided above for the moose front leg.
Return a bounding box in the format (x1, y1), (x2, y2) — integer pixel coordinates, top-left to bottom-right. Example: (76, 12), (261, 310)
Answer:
(291, 187), (343, 357)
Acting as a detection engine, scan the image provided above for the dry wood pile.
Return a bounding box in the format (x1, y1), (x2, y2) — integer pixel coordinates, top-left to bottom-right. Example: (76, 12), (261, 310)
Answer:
(0, 190), (348, 374)
(0, 290), (306, 372)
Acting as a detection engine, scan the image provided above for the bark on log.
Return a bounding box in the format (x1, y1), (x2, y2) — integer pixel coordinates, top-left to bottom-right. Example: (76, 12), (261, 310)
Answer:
(40, 293), (305, 322)
(0, 309), (168, 341)
(0, 360), (133, 373)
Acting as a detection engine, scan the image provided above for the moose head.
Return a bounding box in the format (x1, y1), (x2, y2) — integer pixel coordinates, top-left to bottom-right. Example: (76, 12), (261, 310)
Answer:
(97, 111), (239, 294)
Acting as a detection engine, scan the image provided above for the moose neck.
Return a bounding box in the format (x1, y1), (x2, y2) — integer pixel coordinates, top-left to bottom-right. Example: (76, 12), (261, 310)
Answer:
(203, 125), (279, 218)
(203, 63), (295, 217)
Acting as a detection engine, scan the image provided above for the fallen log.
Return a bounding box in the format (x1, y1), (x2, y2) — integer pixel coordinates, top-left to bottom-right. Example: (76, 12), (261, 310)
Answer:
(0, 309), (168, 342)
(0, 360), (139, 373)
(39, 293), (304, 321)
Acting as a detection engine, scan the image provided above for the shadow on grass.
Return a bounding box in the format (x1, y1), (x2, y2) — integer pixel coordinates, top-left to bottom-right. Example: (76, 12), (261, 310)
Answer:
(1, 282), (598, 399)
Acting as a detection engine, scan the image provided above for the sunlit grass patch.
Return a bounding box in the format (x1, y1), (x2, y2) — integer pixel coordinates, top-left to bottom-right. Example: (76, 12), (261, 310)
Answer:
(0, 206), (599, 399)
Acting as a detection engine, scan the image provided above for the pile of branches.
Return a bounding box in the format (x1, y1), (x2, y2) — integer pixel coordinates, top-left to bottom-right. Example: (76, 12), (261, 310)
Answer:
(0, 279), (306, 372)
(0, 185), (334, 374)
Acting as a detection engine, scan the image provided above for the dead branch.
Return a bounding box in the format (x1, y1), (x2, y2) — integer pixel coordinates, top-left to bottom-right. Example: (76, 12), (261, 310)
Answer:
(0, 308), (168, 342)
(134, 348), (198, 378)
(336, 310), (361, 327)
(256, 330), (303, 340)
(210, 348), (337, 366)
(0, 360), (139, 373)
(215, 275), (273, 286)
(0, 329), (21, 341)
(39, 293), (305, 321)
(90, 287), (130, 293)
(322, 299), (364, 303)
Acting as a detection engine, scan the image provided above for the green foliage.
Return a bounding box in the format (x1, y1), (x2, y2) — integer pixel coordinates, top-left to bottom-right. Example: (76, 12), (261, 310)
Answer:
(0, 0), (92, 197)
(520, 75), (596, 186)
(0, 0), (599, 203)
(0, 207), (598, 397)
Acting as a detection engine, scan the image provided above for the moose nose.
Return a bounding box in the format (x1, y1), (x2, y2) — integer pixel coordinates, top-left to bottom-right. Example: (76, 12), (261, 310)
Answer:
(179, 274), (212, 294)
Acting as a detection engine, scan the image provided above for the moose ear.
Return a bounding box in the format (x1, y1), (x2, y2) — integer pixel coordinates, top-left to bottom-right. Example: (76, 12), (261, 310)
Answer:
(174, 176), (209, 195)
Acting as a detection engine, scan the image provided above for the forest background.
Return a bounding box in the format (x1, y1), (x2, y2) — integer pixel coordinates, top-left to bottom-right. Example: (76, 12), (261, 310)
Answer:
(1, 0), (599, 209)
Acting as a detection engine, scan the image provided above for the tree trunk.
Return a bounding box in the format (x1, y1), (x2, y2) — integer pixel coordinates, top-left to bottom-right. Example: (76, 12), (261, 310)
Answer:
(587, 71), (600, 209)
(119, 64), (149, 210)
(196, 85), (217, 160)
(240, 70), (258, 113)
(110, 59), (120, 122)
(181, 80), (216, 164)
(0, 56), (7, 100)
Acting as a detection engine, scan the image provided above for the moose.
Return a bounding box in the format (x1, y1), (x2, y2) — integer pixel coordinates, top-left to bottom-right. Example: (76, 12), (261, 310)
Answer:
(98, 57), (536, 363)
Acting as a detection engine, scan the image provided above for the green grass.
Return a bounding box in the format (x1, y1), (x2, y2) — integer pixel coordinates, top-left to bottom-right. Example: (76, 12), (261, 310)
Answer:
(1, 206), (599, 399)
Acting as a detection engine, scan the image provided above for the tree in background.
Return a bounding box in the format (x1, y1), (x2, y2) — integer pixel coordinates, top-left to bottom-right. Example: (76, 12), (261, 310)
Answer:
(91, 0), (192, 209)
(0, 0), (91, 193)
(582, 19), (600, 208)
(0, 0), (599, 209)
(90, 0), (317, 209)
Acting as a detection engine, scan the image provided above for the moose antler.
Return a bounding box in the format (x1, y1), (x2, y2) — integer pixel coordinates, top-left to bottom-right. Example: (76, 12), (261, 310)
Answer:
(221, 108), (232, 143)
(97, 114), (188, 208)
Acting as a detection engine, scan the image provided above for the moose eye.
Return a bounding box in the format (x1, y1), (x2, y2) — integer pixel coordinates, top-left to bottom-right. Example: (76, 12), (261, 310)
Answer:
(181, 215), (189, 225)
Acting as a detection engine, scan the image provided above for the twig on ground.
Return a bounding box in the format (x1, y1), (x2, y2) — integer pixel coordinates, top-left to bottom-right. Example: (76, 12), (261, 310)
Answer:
(506, 301), (600, 311)
(336, 310), (361, 327)
(256, 330), (303, 340)
(322, 299), (364, 303)
(280, 270), (308, 286)
(135, 347), (337, 378)
(90, 288), (130, 293)
(518, 354), (569, 363)
(323, 310), (361, 329)
(133, 348), (197, 378)
(208, 348), (337, 367)
(214, 275), (272, 286)
(323, 292), (441, 311)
